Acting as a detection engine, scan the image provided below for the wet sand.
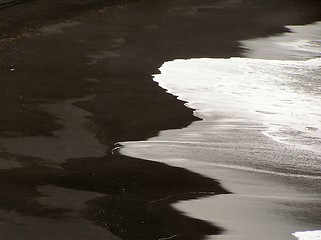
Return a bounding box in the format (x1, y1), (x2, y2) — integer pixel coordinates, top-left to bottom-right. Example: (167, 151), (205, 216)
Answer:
(1, 0), (321, 239)
(121, 122), (321, 239)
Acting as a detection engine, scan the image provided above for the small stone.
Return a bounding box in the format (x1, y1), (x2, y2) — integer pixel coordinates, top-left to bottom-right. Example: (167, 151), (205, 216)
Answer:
(9, 65), (15, 72)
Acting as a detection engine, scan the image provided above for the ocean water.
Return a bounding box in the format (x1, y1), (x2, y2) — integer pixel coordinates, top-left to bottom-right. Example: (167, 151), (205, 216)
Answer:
(241, 21), (321, 60)
(119, 22), (321, 239)
(121, 21), (321, 176)
(153, 21), (321, 157)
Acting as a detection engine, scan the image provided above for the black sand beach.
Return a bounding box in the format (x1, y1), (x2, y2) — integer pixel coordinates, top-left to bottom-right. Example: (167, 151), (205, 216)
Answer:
(1, 0), (321, 239)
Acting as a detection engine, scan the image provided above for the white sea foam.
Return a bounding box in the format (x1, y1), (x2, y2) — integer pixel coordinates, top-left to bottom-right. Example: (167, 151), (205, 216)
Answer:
(293, 230), (321, 240)
(154, 57), (321, 154)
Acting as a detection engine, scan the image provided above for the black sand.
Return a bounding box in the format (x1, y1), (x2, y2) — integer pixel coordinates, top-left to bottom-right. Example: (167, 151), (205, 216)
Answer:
(0, 0), (321, 239)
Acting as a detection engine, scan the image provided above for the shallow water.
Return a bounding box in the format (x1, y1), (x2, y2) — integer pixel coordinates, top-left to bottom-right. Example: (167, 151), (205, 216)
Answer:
(241, 21), (321, 60)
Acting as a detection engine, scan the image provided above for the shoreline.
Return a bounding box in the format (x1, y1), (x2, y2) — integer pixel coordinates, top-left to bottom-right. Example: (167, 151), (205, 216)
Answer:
(1, 0), (321, 239)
